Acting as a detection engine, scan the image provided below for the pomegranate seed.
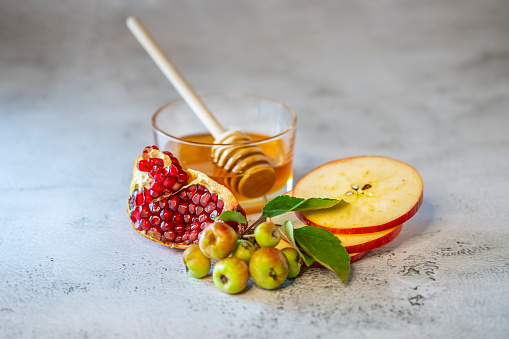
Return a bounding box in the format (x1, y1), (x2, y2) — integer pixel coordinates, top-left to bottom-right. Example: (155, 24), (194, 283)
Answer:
(191, 193), (201, 205)
(140, 219), (151, 231)
(163, 176), (176, 188)
(182, 232), (189, 242)
(154, 170), (166, 182)
(178, 202), (189, 215)
(177, 170), (188, 183)
(150, 215), (161, 227)
(173, 214), (184, 224)
(161, 221), (174, 232)
(175, 224), (185, 233)
(150, 190), (162, 199)
(189, 231), (199, 243)
(200, 222), (209, 230)
(135, 190), (144, 206)
(179, 190), (187, 199)
(190, 222), (201, 231)
(183, 214), (192, 223)
(130, 209), (141, 222)
(148, 228), (162, 241)
(158, 199), (169, 209)
(163, 151), (173, 157)
(151, 182), (165, 191)
(198, 214), (210, 223)
(135, 221), (143, 231)
(165, 164), (179, 177)
(195, 206), (204, 216)
(144, 190), (153, 204)
(200, 193), (211, 207)
(129, 190), (138, 209)
(175, 235), (183, 243)
(209, 209), (219, 218)
(205, 202), (216, 214)
(164, 231), (176, 242)
(169, 196), (180, 210)
(160, 209), (172, 221)
(197, 184), (205, 193)
(171, 157), (179, 165)
(149, 201), (161, 214)
(137, 160), (150, 172)
(140, 205), (151, 218)
(149, 167), (159, 178)
(171, 183), (182, 191)
(151, 145), (159, 150)
(149, 158), (164, 168)
(189, 203), (196, 215)
(217, 200), (224, 210)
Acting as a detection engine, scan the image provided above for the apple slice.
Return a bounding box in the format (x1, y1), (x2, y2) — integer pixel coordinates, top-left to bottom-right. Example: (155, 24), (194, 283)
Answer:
(348, 251), (368, 263)
(271, 212), (403, 253)
(293, 156), (423, 234)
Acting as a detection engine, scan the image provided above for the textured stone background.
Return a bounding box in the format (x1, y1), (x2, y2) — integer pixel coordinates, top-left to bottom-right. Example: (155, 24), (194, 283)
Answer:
(1, 0), (508, 338)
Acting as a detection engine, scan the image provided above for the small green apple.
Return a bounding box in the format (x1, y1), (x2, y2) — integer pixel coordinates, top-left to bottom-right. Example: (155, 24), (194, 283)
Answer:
(281, 247), (302, 278)
(199, 221), (238, 259)
(182, 244), (211, 278)
(254, 222), (281, 248)
(231, 240), (255, 263)
(213, 257), (249, 294)
(249, 247), (289, 289)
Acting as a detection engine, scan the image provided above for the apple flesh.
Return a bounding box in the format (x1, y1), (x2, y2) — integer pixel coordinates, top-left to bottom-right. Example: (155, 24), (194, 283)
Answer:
(293, 156), (423, 234)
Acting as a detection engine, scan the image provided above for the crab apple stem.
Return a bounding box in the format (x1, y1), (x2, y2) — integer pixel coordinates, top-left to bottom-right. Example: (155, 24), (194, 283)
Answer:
(242, 216), (266, 235)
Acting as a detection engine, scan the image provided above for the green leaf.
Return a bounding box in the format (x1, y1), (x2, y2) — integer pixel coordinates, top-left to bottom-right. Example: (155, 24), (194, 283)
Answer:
(215, 211), (247, 225)
(261, 195), (346, 218)
(280, 220), (314, 267)
(294, 226), (350, 283)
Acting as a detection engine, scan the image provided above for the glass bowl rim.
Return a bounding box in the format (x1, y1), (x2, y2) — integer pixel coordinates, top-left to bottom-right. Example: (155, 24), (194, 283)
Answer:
(152, 92), (297, 147)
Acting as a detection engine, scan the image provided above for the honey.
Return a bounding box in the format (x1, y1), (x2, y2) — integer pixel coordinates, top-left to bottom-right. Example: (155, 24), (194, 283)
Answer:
(165, 132), (293, 212)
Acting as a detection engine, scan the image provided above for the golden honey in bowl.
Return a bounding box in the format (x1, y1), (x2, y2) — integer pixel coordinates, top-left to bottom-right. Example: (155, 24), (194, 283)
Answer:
(166, 132), (293, 213)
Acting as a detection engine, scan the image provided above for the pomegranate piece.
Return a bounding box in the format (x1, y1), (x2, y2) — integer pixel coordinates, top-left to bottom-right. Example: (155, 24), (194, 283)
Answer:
(127, 146), (245, 249)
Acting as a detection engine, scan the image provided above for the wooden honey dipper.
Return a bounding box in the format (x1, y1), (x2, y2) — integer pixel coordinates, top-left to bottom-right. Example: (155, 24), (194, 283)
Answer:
(126, 16), (276, 198)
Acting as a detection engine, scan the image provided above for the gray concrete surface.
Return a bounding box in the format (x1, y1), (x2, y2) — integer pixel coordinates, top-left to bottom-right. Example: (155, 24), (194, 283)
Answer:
(1, 0), (508, 338)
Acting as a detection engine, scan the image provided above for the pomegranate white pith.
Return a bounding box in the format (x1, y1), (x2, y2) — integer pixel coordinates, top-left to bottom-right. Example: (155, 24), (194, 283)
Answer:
(293, 156), (423, 234)
(127, 146), (244, 249)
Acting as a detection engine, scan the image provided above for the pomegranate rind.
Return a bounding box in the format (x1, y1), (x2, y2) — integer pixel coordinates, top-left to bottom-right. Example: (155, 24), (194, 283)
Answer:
(127, 161), (243, 249)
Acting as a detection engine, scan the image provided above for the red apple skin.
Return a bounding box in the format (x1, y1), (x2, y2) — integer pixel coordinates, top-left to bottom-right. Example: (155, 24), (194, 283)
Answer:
(296, 193), (422, 234)
(342, 223), (403, 253)
(293, 156), (423, 235)
(349, 251), (368, 263)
